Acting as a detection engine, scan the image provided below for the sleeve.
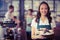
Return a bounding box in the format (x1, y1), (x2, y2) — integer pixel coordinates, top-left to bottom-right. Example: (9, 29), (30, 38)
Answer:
(4, 12), (9, 21)
(5, 12), (8, 18)
(31, 18), (37, 28)
(51, 18), (56, 29)
(31, 18), (37, 39)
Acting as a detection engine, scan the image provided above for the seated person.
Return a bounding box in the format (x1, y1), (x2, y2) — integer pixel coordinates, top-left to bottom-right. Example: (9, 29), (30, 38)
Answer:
(12, 16), (20, 28)
(5, 28), (14, 40)
(4, 5), (14, 21)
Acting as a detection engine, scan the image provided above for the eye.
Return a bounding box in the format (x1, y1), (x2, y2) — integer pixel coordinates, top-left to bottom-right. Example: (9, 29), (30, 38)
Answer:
(45, 8), (48, 10)
(41, 8), (43, 10)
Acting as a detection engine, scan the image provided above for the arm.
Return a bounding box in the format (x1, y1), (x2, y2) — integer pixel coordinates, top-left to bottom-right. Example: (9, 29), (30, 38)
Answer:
(31, 26), (36, 39)
(16, 20), (20, 28)
(4, 12), (9, 21)
(31, 18), (37, 39)
(51, 18), (56, 29)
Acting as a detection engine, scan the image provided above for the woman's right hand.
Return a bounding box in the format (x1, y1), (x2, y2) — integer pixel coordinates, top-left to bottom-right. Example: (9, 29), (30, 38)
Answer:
(40, 28), (47, 31)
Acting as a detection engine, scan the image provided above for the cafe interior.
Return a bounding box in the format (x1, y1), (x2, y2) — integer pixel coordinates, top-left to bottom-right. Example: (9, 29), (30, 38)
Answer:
(0, 0), (60, 40)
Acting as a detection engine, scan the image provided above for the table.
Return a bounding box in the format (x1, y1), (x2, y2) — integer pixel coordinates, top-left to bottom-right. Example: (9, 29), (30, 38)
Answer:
(2, 21), (16, 28)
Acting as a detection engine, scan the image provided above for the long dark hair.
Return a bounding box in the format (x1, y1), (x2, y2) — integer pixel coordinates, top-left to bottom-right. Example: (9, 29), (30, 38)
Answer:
(36, 1), (52, 23)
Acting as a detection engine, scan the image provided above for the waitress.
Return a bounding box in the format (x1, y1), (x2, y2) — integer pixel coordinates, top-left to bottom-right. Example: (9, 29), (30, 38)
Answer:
(31, 2), (56, 40)
(25, 9), (33, 40)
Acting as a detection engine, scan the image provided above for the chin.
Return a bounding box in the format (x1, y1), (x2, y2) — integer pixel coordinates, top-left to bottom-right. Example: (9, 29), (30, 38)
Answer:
(43, 14), (47, 16)
(42, 14), (46, 16)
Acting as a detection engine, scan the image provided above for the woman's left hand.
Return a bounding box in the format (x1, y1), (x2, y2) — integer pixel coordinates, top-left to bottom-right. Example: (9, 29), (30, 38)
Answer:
(42, 28), (47, 31)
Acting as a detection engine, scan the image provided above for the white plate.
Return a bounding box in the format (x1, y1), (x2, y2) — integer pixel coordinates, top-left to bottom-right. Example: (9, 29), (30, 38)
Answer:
(42, 32), (54, 36)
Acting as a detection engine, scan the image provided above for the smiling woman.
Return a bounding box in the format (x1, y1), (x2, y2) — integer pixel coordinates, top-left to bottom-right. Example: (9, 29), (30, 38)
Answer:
(31, 1), (56, 40)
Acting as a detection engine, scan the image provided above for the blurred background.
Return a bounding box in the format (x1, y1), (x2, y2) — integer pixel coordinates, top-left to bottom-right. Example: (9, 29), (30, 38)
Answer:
(0, 0), (60, 40)
(0, 0), (60, 25)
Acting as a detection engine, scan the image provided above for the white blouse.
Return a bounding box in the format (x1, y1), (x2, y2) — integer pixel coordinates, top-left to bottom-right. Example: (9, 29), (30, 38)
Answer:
(31, 18), (56, 39)
(31, 18), (56, 29)
(4, 11), (14, 21)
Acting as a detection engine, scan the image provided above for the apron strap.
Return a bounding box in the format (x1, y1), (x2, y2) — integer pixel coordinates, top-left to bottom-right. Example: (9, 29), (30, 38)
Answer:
(37, 18), (51, 30)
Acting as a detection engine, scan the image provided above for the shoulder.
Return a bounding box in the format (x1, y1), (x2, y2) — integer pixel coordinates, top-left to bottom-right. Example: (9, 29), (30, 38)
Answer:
(24, 14), (28, 18)
(5, 12), (10, 17)
(51, 18), (56, 28)
(5, 12), (9, 15)
(51, 18), (55, 23)
(31, 17), (37, 25)
(32, 18), (36, 22)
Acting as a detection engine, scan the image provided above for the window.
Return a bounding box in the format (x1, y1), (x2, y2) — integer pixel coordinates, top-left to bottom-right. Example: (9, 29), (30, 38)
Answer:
(24, 0), (32, 10)
(12, 0), (19, 18)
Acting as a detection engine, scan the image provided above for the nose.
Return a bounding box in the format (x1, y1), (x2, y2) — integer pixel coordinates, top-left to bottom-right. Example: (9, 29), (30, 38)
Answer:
(42, 9), (46, 13)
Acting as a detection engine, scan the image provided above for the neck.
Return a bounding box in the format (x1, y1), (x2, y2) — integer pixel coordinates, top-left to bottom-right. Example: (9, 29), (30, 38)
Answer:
(10, 12), (12, 13)
(28, 13), (32, 15)
(8, 11), (12, 13)
(41, 15), (46, 19)
(28, 14), (32, 16)
(40, 15), (47, 23)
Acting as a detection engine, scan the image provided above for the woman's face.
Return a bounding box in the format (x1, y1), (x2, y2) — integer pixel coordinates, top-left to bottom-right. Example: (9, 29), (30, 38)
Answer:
(40, 4), (48, 16)
(9, 8), (14, 13)
(27, 11), (32, 15)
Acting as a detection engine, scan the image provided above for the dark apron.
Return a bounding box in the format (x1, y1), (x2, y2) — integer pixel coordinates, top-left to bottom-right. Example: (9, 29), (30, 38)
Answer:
(36, 19), (51, 40)
(37, 19), (51, 30)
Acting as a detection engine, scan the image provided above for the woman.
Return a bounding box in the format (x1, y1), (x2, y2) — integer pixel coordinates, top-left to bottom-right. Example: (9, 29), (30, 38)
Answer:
(12, 16), (20, 28)
(4, 5), (14, 21)
(11, 16), (21, 40)
(25, 9), (33, 40)
(31, 2), (56, 40)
